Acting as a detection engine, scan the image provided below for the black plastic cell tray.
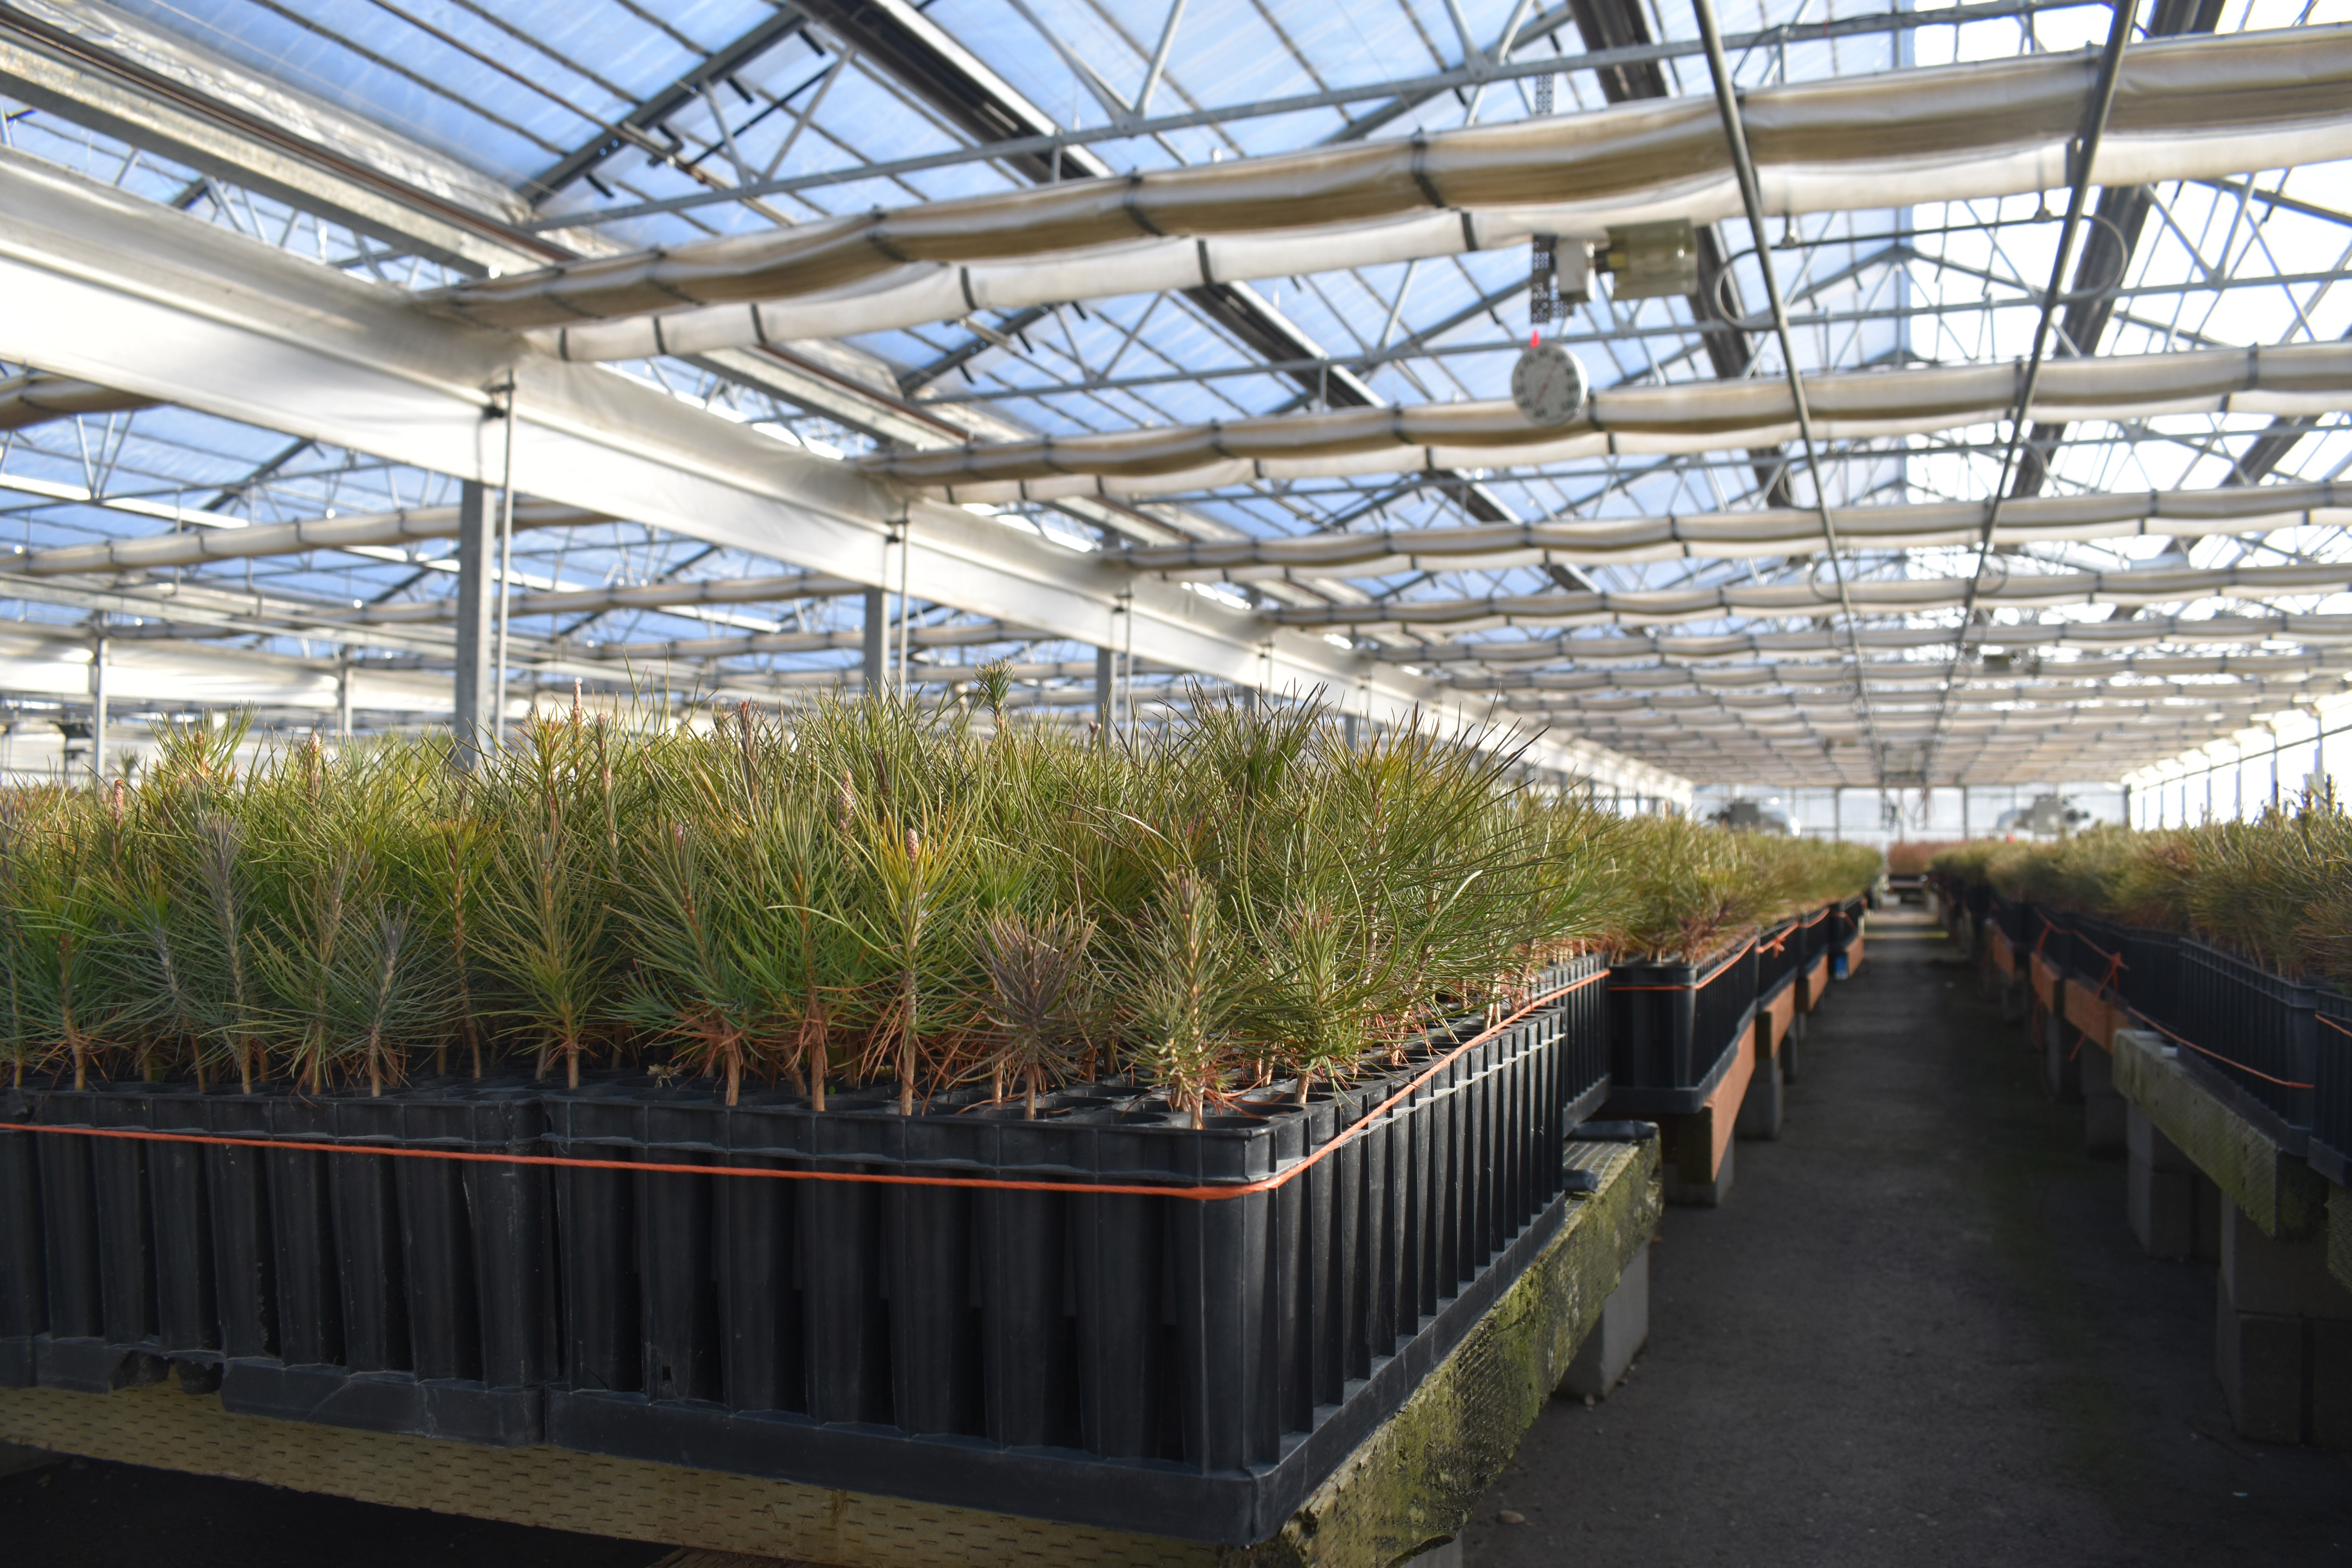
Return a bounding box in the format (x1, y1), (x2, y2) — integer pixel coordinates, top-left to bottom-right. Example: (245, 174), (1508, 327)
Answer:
(0, 955), (1612, 1543)
(2024, 906), (2074, 979)
(1828, 897), (1866, 955)
(2054, 914), (2179, 1036)
(2174, 939), (2319, 1135)
(1602, 941), (1758, 1116)
(1, 1079), (553, 1442)
(2312, 988), (2352, 1183)
(1990, 893), (2029, 951)
(1755, 917), (1802, 1004)
(1792, 905), (1831, 971)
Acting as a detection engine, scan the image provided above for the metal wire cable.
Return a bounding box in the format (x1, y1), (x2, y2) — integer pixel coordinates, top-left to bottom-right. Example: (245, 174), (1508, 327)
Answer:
(1919, 0), (2143, 779)
(1689, 0), (1883, 784)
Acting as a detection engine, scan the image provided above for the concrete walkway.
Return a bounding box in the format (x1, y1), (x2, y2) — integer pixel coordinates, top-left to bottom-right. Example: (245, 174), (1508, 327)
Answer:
(1464, 905), (2352, 1568)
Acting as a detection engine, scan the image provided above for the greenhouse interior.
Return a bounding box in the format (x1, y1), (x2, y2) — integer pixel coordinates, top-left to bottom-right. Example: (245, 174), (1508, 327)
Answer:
(1, 0), (2349, 1564)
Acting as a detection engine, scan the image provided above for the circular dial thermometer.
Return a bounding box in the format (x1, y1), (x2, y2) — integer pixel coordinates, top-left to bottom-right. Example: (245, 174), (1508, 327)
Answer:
(1510, 341), (1588, 428)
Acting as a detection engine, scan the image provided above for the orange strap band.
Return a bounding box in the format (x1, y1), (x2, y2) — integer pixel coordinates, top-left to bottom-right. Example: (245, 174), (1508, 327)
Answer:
(2142, 1016), (2315, 1091)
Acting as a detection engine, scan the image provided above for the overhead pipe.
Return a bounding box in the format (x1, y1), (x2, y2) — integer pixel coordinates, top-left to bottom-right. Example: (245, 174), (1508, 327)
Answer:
(1920, 0), (2144, 773)
(321, 570), (866, 626)
(1122, 479), (2352, 578)
(864, 341), (2352, 500)
(0, 372), (155, 431)
(1376, 613), (2352, 665)
(416, 27), (2352, 362)
(1, 501), (605, 577)
(1688, 0), (1879, 771)
(1441, 650), (2352, 692)
(1269, 561), (2352, 631)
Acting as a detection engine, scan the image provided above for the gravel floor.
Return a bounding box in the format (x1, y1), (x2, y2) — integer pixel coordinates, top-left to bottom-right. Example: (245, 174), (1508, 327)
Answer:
(1462, 904), (2352, 1568)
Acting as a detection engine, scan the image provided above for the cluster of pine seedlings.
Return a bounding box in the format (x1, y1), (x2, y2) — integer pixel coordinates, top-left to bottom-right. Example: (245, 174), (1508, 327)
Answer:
(1929, 791), (2352, 988)
(1599, 816), (1881, 963)
(0, 684), (1887, 1119)
(1885, 840), (1962, 878)
(0, 684), (1635, 1124)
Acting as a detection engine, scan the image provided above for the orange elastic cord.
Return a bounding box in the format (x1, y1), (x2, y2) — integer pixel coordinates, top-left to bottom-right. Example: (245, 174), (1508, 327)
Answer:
(2047, 922), (2129, 1005)
(2321, 1014), (2352, 1040)
(0, 970), (1610, 1205)
(2141, 1016), (2315, 1091)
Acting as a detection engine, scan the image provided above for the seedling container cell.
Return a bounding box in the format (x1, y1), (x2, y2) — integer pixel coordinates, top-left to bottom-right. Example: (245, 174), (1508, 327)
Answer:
(2315, 988), (2352, 1179)
(0, 1122), (45, 1385)
(1755, 916), (1803, 1004)
(457, 1100), (559, 1399)
(327, 1148), (409, 1376)
(1990, 892), (2030, 952)
(33, 1107), (103, 1360)
(637, 1153), (720, 1405)
(1067, 1187), (1165, 1459)
(715, 1157), (806, 1416)
(976, 1183), (1076, 1448)
(262, 1135), (343, 1371)
(125, 1091), (218, 1371)
(203, 1136), (276, 1362)
(87, 1095), (157, 1356)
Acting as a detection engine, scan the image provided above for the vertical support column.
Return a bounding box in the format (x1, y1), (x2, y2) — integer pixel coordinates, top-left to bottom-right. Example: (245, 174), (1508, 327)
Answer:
(452, 479), (494, 765)
(87, 629), (108, 783)
(338, 650), (354, 743)
(862, 586), (887, 696)
(1095, 643), (1114, 735)
(2215, 1200), (2352, 1446)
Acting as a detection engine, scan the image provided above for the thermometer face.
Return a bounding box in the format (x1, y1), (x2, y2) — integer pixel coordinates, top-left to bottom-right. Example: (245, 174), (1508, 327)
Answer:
(1511, 341), (1588, 427)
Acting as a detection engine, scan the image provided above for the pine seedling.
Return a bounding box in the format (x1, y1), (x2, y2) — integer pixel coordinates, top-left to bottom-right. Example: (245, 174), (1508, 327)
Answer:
(472, 711), (623, 1088)
(1121, 867), (1245, 1129)
(976, 910), (1096, 1115)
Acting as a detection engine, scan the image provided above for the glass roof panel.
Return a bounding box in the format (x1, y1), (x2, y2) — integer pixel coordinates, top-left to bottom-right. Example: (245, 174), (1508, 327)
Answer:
(4, 0), (2350, 785)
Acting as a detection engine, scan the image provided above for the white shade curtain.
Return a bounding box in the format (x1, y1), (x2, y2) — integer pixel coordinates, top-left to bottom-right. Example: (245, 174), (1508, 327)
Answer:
(869, 343), (2352, 499)
(413, 28), (2352, 366)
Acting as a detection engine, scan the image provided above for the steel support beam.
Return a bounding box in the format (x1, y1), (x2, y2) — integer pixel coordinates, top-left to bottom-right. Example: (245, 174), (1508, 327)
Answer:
(0, 0), (559, 273)
(1095, 641), (1114, 733)
(0, 145), (1679, 796)
(861, 584), (886, 695)
(0, 368), (154, 430)
(2007, 0), (2227, 501)
(451, 478), (494, 758)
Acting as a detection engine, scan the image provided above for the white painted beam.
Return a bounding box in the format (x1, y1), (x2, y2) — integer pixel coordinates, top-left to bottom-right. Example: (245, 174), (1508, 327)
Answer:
(0, 149), (1685, 799)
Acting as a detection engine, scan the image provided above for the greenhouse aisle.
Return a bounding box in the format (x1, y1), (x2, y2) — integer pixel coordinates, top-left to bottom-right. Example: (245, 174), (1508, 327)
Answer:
(1464, 906), (2352, 1568)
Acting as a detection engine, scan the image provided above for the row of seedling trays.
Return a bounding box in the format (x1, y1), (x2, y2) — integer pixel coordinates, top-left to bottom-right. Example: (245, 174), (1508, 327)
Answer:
(1605, 896), (1855, 1117)
(2, 960), (1612, 1544)
(1953, 884), (2351, 1183)
(0, 900), (1868, 1543)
